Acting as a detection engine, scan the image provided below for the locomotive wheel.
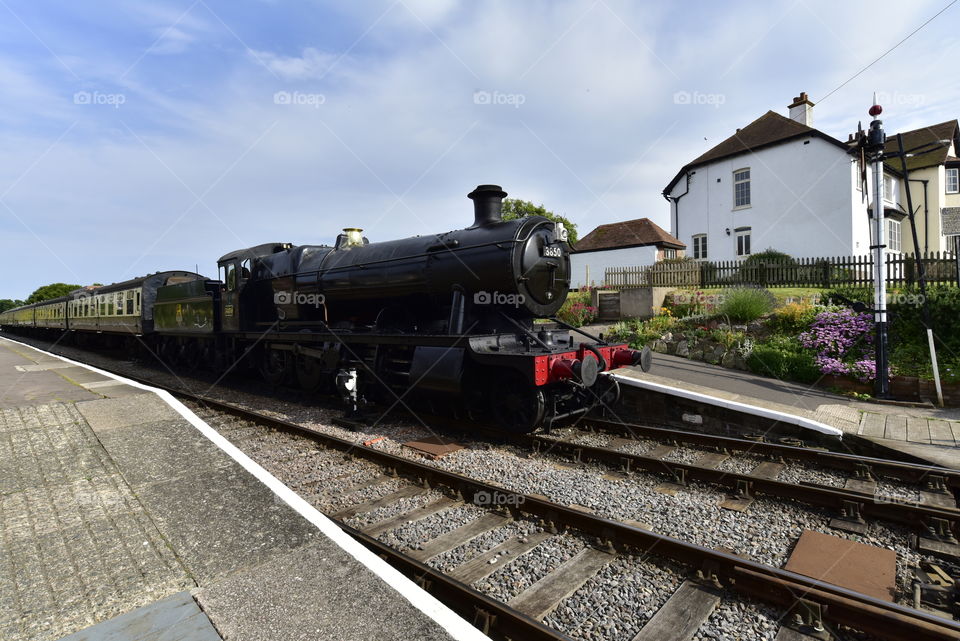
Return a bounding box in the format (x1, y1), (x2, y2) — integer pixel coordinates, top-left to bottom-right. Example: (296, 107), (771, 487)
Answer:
(259, 348), (291, 386)
(295, 354), (324, 391)
(492, 374), (546, 433)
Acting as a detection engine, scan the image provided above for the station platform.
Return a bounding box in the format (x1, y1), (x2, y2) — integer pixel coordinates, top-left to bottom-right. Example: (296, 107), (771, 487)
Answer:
(616, 351), (960, 469)
(0, 336), (487, 641)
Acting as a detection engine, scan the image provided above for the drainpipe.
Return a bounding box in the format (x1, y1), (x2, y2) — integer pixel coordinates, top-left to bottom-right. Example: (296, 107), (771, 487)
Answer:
(663, 171), (692, 242)
(907, 177), (929, 253)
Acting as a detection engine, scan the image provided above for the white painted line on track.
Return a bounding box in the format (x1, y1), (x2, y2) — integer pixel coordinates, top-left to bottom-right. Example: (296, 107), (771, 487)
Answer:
(1, 336), (492, 641)
(606, 371), (844, 437)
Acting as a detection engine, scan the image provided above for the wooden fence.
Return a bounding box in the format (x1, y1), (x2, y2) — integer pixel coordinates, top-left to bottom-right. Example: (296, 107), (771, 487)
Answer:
(604, 251), (960, 289)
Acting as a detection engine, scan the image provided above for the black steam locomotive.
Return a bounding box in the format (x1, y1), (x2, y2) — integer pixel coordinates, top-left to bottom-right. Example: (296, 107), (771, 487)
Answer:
(0, 185), (648, 431)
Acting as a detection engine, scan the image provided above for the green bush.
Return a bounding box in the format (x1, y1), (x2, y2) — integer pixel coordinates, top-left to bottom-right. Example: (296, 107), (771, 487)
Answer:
(742, 248), (794, 266)
(820, 286), (873, 307)
(717, 287), (775, 323)
(746, 344), (821, 383)
(768, 301), (819, 335)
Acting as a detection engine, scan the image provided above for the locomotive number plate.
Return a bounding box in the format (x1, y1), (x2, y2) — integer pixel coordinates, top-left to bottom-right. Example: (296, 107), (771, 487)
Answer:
(543, 245), (563, 258)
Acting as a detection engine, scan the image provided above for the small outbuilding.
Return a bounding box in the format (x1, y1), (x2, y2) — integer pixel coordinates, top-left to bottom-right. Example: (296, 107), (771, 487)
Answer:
(569, 218), (685, 288)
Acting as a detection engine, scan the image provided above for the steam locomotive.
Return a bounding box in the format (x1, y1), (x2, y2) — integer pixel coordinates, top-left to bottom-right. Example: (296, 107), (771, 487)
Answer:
(0, 185), (649, 431)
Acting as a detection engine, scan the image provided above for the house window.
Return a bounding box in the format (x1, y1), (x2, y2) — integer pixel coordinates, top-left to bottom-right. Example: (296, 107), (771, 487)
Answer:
(948, 168), (959, 194)
(735, 228), (751, 257)
(733, 168), (751, 208)
(662, 248), (677, 260)
(883, 174), (895, 203)
(886, 219), (901, 253)
(692, 234), (707, 259)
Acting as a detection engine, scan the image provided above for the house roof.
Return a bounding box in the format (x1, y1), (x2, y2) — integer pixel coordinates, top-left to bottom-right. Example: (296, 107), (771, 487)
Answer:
(574, 217), (685, 252)
(880, 120), (960, 172)
(663, 111), (850, 195)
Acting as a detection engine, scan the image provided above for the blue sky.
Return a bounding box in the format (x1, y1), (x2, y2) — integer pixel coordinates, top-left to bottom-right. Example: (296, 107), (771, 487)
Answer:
(1, 0), (958, 300)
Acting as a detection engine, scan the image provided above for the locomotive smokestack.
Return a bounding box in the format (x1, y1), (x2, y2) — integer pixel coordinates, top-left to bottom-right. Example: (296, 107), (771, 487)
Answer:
(468, 184), (507, 228)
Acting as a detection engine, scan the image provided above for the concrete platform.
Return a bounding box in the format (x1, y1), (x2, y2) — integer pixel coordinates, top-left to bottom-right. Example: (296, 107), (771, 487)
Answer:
(613, 356), (960, 469)
(0, 336), (484, 641)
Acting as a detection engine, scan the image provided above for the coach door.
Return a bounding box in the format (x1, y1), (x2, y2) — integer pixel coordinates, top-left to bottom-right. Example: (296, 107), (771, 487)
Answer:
(219, 259), (241, 332)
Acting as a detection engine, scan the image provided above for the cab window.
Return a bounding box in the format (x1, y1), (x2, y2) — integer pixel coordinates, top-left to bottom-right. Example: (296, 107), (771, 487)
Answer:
(225, 264), (237, 291)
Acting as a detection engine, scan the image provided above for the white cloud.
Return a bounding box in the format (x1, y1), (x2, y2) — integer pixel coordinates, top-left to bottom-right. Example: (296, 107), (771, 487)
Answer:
(249, 47), (340, 81)
(2, 0), (960, 299)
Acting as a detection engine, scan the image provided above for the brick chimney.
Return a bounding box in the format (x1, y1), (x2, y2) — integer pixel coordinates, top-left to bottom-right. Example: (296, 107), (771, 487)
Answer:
(788, 91), (814, 127)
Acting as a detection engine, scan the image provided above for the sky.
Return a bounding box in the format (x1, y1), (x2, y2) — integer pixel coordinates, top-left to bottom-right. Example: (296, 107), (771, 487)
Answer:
(1, 0), (959, 300)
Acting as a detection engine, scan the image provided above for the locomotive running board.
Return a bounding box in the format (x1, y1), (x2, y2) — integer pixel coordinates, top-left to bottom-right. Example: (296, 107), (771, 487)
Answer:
(603, 370), (843, 439)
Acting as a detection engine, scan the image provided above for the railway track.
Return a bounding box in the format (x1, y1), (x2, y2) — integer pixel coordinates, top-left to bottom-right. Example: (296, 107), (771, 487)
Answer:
(527, 423), (960, 548)
(181, 394), (960, 640)
(7, 336), (960, 639)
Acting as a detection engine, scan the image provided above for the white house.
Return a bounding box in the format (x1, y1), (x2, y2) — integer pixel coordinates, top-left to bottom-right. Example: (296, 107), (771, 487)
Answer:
(882, 120), (960, 254)
(569, 218), (684, 288)
(662, 92), (919, 262)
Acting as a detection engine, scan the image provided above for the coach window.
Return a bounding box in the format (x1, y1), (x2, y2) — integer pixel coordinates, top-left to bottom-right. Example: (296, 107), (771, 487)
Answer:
(135, 291), (141, 314)
(241, 258), (251, 281)
(126, 292), (134, 315)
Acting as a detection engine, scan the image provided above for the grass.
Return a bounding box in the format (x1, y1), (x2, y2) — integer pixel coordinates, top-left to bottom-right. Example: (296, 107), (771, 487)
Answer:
(677, 287), (821, 304)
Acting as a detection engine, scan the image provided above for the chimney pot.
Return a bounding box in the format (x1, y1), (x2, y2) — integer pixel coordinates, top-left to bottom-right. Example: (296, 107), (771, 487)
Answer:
(788, 91), (814, 127)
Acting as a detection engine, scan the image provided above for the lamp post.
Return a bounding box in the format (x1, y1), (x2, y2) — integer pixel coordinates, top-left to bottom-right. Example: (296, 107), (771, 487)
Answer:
(866, 99), (890, 398)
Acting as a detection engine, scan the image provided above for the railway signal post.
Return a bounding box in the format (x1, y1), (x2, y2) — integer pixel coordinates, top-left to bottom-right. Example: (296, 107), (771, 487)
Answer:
(866, 98), (891, 398)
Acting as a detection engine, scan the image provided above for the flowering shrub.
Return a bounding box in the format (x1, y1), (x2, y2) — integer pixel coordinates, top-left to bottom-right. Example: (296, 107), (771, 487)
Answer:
(799, 309), (875, 382)
(557, 301), (598, 327)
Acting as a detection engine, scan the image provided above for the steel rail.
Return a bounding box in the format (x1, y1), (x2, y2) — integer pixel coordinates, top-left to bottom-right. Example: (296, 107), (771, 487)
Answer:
(583, 416), (960, 488)
(179, 392), (959, 640)
(526, 434), (960, 537)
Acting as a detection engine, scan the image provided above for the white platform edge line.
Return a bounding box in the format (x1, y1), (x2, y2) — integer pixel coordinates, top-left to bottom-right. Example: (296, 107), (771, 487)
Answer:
(605, 372), (843, 437)
(0, 337), (491, 641)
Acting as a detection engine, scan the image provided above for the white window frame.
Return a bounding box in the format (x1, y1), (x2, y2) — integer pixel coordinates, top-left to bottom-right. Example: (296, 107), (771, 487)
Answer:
(883, 174), (895, 204)
(947, 167), (959, 194)
(733, 168), (751, 209)
(661, 248), (677, 260)
(886, 219), (902, 253)
(692, 234), (707, 259)
(735, 227), (751, 257)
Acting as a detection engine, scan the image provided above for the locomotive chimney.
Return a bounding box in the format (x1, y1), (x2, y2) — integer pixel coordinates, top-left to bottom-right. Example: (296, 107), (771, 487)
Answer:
(468, 184), (507, 228)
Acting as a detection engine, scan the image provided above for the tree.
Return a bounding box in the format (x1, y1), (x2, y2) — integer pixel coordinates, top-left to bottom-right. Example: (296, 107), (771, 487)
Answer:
(25, 283), (81, 304)
(501, 198), (579, 245)
(0, 299), (24, 313)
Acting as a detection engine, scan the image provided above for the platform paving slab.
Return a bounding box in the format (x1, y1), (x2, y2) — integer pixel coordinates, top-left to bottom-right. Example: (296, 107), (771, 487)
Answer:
(0, 338), (141, 407)
(197, 539), (454, 641)
(1, 402), (194, 641)
(56, 591), (222, 641)
(1, 338), (469, 641)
